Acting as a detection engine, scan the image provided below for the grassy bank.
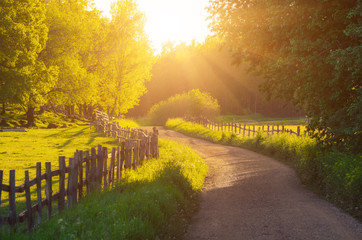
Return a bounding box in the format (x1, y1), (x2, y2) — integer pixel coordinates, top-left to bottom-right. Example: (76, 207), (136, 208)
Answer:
(6, 139), (207, 240)
(166, 118), (362, 221)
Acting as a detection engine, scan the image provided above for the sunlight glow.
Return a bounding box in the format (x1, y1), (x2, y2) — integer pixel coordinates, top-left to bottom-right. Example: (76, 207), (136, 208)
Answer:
(92, 0), (211, 53)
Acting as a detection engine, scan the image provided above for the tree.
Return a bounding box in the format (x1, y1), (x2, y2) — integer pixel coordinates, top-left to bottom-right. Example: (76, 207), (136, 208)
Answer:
(0, 0), (57, 125)
(128, 38), (300, 118)
(97, 0), (153, 116)
(40, 0), (101, 114)
(207, 0), (361, 152)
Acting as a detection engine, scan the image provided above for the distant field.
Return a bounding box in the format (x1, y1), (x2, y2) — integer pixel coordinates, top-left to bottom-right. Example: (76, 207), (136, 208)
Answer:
(215, 114), (308, 125)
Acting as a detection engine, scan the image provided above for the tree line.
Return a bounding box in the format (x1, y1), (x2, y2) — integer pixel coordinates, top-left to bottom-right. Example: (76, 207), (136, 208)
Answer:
(0, 0), (153, 126)
(207, 0), (361, 153)
(128, 38), (302, 118)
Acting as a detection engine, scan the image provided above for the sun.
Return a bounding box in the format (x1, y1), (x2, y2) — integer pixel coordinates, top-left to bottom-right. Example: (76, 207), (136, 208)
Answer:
(92, 0), (211, 53)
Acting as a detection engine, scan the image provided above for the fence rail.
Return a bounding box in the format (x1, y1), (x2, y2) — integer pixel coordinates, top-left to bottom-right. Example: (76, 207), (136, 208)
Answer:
(185, 116), (302, 137)
(0, 112), (159, 232)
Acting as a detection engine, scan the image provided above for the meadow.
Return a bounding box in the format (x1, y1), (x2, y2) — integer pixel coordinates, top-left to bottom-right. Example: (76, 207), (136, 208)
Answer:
(4, 139), (207, 240)
(0, 118), (138, 221)
(166, 118), (362, 221)
(0, 115), (208, 239)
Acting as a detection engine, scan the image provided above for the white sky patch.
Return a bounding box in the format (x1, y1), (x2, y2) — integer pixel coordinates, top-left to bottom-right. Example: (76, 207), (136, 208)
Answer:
(92, 0), (211, 53)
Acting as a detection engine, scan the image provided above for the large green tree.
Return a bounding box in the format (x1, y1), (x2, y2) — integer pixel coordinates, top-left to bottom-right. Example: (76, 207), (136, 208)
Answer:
(0, 0), (57, 125)
(40, 0), (101, 114)
(98, 0), (153, 117)
(208, 0), (361, 152)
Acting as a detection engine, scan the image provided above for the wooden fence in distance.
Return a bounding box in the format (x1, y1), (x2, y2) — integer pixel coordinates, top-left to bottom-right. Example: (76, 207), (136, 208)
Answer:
(185, 116), (302, 137)
(0, 113), (159, 232)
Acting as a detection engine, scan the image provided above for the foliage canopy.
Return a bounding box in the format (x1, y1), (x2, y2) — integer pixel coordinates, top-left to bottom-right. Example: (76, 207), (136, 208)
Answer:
(207, 0), (361, 152)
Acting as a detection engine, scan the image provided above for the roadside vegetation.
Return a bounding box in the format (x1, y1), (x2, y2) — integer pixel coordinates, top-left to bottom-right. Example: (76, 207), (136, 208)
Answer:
(7, 139), (208, 240)
(166, 118), (362, 221)
(147, 89), (220, 125)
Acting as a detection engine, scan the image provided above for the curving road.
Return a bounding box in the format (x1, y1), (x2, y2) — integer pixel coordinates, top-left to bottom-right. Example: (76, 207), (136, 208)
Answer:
(156, 128), (362, 240)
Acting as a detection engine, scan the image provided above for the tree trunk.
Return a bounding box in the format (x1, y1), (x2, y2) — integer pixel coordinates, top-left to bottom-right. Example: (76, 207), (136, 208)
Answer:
(1, 102), (5, 115)
(26, 106), (36, 127)
(78, 104), (83, 116)
(71, 105), (75, 115)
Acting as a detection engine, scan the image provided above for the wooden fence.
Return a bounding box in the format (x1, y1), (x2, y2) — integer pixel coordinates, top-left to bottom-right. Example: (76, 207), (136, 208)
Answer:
(185, 116), (302, 137)
(0, 112), (159, 232)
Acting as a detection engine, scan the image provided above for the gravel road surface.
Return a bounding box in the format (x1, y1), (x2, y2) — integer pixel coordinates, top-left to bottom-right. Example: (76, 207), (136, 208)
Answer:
(157, 128), (362, 240)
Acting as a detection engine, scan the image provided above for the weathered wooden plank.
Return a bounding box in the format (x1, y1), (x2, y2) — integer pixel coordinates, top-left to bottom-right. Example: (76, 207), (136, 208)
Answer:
(36, 162), (42, 225)
(45, 162), (52, 220)
(85, 151), (90, 194)
(9, 170), (17, 229)
(97, 145), (103, 188)
(133, 142), (139, 169)
(0, 170), (2, 206)
(120, 142), (125, 177)
(111, 147), (116, 186)
(58, 156), (66, 214)
(73, 152), (79, 205)
(67, 158), (74, 208)
(103, 147), (108, 189)
(90, 148), (97, 191)
(24, 170), (34, 231)
(116, 146), (121, 182)
(78, 151), (83, 200)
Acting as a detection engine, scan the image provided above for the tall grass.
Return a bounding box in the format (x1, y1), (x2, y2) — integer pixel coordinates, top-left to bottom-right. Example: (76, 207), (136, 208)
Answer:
(166, 118), (362, 221)
(4, 139), (208, 240)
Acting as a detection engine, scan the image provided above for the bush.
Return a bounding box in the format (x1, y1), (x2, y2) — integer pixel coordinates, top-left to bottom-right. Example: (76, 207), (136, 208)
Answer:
(148, 89), (220, 125)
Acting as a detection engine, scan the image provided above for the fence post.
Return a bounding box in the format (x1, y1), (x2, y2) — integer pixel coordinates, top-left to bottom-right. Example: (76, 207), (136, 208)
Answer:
(120, 142), (125, 176)
(90, 148), (97, 191)
(97, 145), (103, 188)
(0, 170), (3, 206)
(9, 170), (16, 230)
(116, 146), (121, 182)
(24, 170), (34, 231)
(282, 124), (285, 133)
(78, 151), (83, 200)
(297, 126), (301, 136)
(45, 162), (52, 220)
(253, 125), (255, 136)
(111, 147), (116, 186)
(36, 163), (42, 225)
(58, 157), (66, 214)
(133, 141), (139, 169)
(248, 125), (251, 137)
(103, 147), (108, 189)
(68, 158), (74, 208)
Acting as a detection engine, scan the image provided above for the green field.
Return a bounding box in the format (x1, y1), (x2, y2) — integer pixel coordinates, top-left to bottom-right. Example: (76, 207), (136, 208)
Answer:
(1, 139), (208, 239)
(0, 119), (138, 216)
(215, 114), (308, 125)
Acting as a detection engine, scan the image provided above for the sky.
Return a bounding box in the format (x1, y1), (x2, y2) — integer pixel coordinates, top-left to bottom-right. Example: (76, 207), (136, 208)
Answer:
(92, 0), (211, 53)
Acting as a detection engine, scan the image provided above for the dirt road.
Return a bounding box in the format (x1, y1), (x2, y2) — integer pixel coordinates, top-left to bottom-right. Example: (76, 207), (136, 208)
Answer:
(157, 128), (362, 240)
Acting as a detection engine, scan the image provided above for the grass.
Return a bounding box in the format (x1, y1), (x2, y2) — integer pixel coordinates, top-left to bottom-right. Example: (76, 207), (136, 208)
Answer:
(0, 119), (139, 218)
(5, 139), (208, 240)
(166, 118), (362, 221)
(0, 108), (87, 129)
(215, 114), (308, 125)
